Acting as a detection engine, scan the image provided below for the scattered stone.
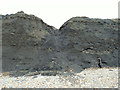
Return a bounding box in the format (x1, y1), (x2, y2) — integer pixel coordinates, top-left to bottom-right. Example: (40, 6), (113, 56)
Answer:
(109, 69), (113, 71)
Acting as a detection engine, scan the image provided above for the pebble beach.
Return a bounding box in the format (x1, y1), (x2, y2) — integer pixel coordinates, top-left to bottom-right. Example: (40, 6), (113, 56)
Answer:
(0, 67), (118, 89)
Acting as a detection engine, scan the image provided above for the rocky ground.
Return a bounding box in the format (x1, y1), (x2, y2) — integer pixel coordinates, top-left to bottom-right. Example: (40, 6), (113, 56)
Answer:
(0, 67), (118, 89)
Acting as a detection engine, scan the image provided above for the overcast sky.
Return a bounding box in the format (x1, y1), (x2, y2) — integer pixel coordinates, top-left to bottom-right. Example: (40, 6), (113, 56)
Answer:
(0, 0), (119, 28)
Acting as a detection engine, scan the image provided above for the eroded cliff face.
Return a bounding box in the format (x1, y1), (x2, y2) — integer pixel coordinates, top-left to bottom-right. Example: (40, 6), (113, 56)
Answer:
(2, 11), (61, 73)
(58, 17), (118, 72)
(2, 12), (119, 75)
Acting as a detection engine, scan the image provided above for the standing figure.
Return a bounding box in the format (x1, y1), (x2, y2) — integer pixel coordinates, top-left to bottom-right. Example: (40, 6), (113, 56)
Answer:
(97, 57), (102, 68)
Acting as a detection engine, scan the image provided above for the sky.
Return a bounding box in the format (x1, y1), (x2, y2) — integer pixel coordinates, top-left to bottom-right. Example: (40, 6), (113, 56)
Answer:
(0, 0), (119, 29)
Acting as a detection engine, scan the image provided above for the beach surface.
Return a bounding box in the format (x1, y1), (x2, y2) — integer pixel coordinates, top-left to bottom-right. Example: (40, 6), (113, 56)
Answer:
(0, 67), (118, 89)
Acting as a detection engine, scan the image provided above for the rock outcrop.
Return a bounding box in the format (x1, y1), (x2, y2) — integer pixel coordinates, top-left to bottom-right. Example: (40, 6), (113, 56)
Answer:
(1, 12), (119, 75)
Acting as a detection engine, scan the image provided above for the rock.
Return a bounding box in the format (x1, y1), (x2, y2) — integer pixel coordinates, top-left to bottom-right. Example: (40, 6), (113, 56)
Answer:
(16, 11), (25, 14)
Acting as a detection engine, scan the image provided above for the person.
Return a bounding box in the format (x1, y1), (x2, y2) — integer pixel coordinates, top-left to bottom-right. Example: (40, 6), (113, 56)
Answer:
(97, 57), (102, 68)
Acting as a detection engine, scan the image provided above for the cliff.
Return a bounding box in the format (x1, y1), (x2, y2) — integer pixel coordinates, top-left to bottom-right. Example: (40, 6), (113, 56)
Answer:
(1, 12), (119, 75)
